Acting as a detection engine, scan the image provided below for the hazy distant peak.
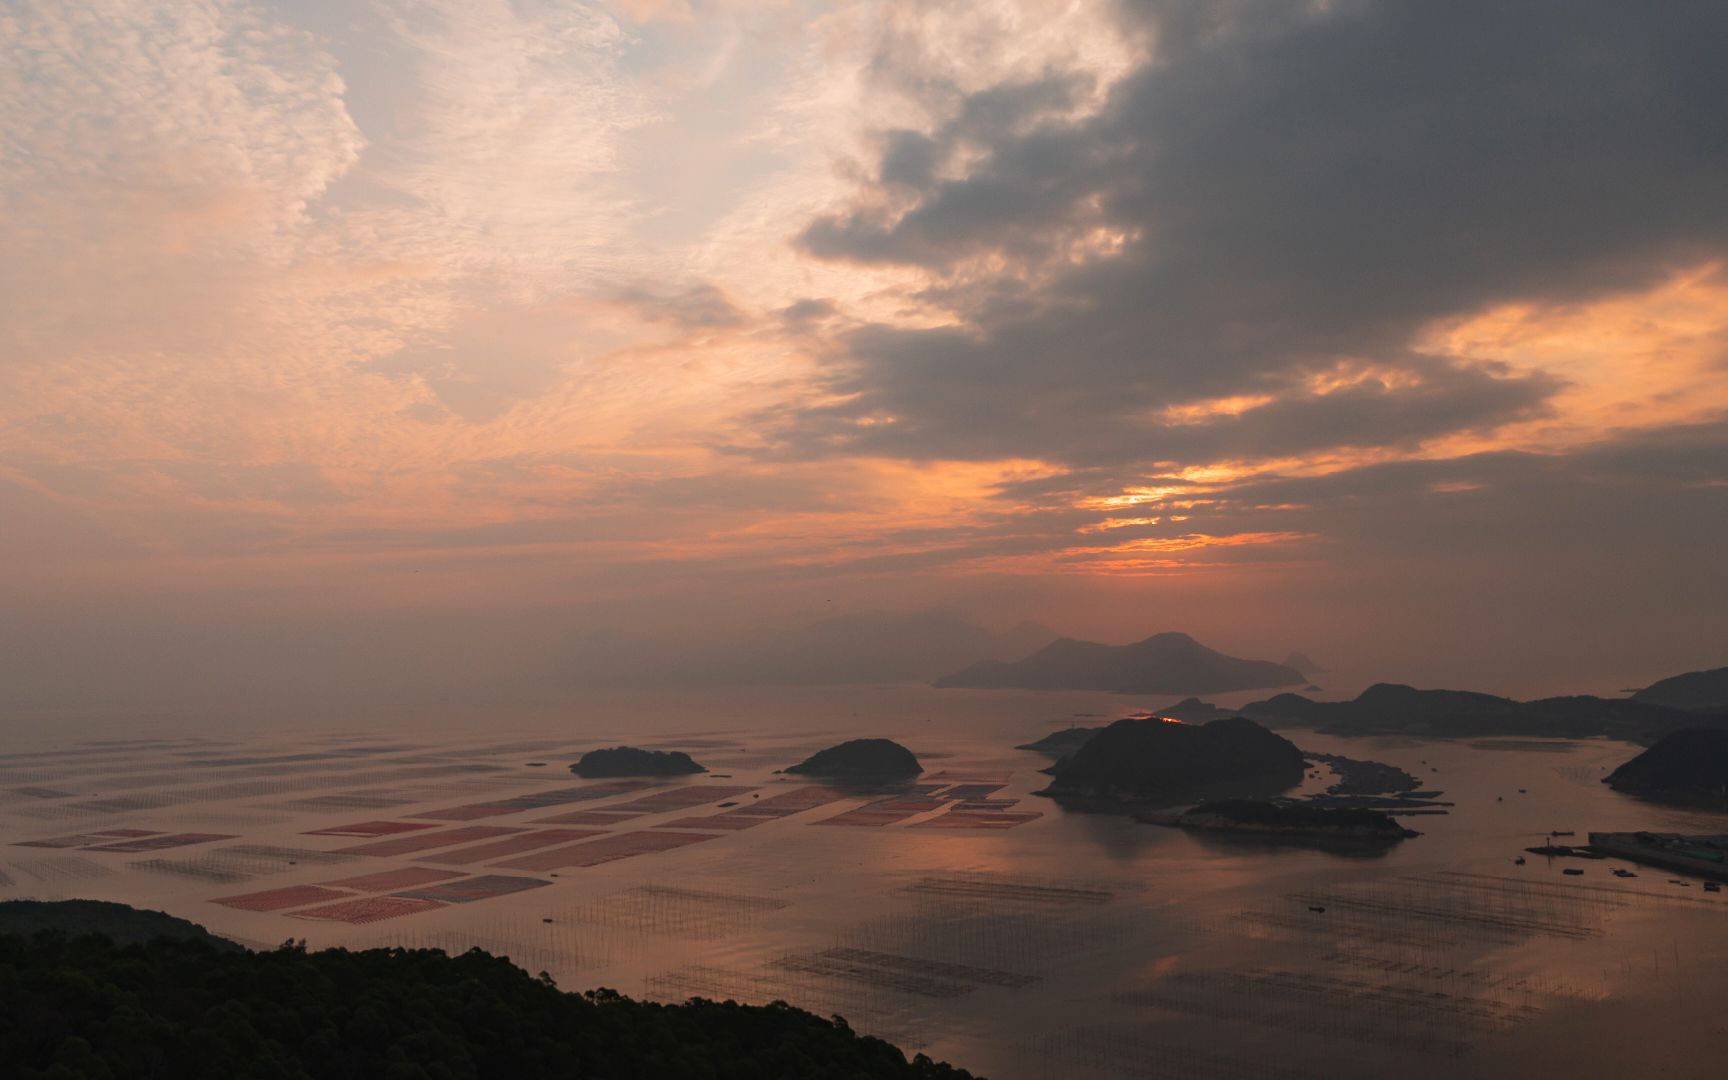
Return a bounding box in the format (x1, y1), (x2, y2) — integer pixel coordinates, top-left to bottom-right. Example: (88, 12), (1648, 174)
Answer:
(934, 632), (1304, 695)
(1632, 665), (1728, 710)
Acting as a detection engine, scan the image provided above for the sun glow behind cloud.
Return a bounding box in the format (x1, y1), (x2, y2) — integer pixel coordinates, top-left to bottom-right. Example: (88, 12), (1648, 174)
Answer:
(2, 1), (1726, 707)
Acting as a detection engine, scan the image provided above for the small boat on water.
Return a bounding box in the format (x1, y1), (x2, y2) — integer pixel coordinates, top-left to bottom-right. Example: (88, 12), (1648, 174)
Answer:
(1514, 856), (1526, 865)
(1563, 868), (1584, 876)
(1705, 882), (1721, 893)
(1613, 869), (1637, 878)
(1550, 830), (1575, 837)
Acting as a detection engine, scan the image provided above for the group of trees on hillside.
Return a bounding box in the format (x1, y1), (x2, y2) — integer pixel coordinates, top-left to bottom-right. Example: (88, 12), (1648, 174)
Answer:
(0, 927), (974, 1079)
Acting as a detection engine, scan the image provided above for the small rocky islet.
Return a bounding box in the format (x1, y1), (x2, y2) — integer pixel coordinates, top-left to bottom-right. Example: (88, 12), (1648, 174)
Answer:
(783, 738), (922, 780)
(569, 746), (707, 778)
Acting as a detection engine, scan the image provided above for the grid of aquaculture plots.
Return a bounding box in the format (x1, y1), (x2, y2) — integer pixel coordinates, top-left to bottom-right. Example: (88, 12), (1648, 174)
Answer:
(0, 735), (1045, 947)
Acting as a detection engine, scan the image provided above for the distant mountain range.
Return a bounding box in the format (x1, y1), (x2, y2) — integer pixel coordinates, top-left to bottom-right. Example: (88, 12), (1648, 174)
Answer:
(934, 632), (1306, 695)
(1242, 682), (1725, 743)
(1632, 665), (1728, 710)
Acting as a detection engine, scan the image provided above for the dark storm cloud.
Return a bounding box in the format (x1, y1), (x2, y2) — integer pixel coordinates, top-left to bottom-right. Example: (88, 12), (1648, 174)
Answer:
(777, 0), (1728, 468)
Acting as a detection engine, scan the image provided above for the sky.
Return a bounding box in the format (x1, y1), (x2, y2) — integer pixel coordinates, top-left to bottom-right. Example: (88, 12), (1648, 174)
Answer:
(2, 0), (1726, 715)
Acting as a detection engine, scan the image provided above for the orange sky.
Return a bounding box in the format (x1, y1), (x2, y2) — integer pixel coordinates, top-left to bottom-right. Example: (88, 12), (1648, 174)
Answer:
(2, 1), (1725, 712)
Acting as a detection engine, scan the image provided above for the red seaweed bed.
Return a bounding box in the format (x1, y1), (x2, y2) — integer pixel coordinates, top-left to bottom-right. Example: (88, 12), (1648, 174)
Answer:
(394, 874), (550, 903)
(331, 825), (525, 857)
(0, 763), (1036, 931)
(423, 828), (608, 865)
(303, 820), (437, 838)
(288, 896), (447, 925)
(319, 867), (466, 892)
(214, 885), (355, 912)
(14, 829), (164, 849)
(532, 809), (646, 825)
(496, 830), (719, 871)
(18, 832), (240, 853)
(409, 782), (657, 821)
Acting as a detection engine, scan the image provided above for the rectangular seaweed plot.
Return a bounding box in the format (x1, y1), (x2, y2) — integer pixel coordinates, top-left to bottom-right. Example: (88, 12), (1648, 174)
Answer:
(423, 829), (608, 865)
(937, 784), (1008, 800)
(724, 786), (852, 815)
(495, 830), (718, 872)
(814, 798), (945, 827)
(578, 885), (791, 936)
(659, 786), (854, 830)
(911, 810), (1043, 830)
(288, 896), (446, 925)
(213, 845), (357, 869)
(394, 875), (550, 903)
(530, 809), (646, 826)
(412, 783), (656, 821)
(320, 867), (469, 892)
(284, 794), (417, 811)
(213, 885), (357, 912)
(923, 770), (1011, 785)
(583, 785), (760, 816)
(329, 825), (526, 857)
(303, 820), (438, 838)
(14, 829), (167, 849)
(654, 814), (766, 832)
(83, 833), (238, 853)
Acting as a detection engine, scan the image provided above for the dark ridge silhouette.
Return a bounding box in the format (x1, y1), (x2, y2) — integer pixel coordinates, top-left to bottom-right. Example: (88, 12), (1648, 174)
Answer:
(935, 632), (1305, 695)
(571, 746), (706, 778)
(1604, 729), (1728, 806)
(1153, 799), (1415, 841)
(1015, 727), (1100, 755)
(0, 907), (971, 1078)
(0, 898), (240, 952)
(1156, 697), (1238, 722)
(1633, 665), (1728, 710)
(785, 738), (921, 779)
(1038, 716), (1305, 806)
(1243, 683), (1721, 743)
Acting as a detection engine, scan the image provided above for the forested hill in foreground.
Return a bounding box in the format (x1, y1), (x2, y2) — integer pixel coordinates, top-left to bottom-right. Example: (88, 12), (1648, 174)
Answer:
(0, 914), (973, 1079)
(0, 899), (241, 952)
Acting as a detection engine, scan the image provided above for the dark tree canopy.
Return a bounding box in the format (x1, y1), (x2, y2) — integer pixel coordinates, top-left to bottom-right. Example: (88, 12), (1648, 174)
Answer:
(0, 928), (974, 1079)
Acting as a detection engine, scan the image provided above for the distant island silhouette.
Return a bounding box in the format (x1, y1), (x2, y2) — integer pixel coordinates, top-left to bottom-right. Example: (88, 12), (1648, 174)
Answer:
(1632, 665), (1728, 711)
(935, 632), (1305, 695)
(1144, 799), (1415, 843)
(1242, 682), (1726, 743)
(784, 738), (922, 780)
(570, 747), (706, 778)
(1037, 716), (1306, 807)
(1604, 729), (1728, 806)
